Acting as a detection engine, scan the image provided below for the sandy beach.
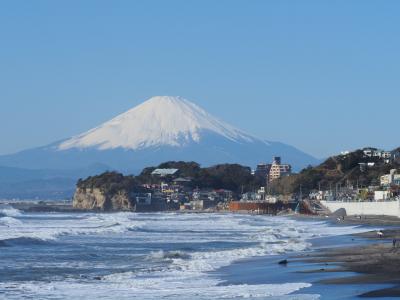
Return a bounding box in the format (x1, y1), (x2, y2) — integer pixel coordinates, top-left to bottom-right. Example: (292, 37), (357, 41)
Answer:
(296, 215), (400, 297)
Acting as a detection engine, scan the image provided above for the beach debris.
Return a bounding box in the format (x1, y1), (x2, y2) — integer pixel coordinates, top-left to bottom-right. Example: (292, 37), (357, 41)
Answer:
(332, 208), (347, 218)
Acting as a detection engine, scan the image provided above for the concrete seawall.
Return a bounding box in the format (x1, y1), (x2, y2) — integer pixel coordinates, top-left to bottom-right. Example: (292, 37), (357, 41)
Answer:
(321, 200), (400, 217)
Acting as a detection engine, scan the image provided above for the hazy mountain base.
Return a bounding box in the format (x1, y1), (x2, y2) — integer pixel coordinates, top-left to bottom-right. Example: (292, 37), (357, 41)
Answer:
(0, 132), (318, 171)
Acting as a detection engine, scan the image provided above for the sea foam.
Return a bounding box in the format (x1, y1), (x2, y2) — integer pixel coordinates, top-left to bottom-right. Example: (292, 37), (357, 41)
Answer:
(0, 212), (370, 299)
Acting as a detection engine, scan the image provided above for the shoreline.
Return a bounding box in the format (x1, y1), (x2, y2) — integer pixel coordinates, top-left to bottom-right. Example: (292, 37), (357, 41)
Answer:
(297, 219), (400, 298)
(5, 200), (400, 297)
(3, 202), (400, 297)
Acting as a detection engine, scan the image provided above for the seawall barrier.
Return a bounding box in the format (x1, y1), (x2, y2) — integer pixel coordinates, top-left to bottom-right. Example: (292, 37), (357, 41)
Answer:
(320, 200), (400, 217)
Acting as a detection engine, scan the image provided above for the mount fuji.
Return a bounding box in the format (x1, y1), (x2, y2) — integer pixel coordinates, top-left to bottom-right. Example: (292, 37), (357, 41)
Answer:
(0, 96), (318, 198)
(58, 96), (258, 152)
(0, 96), (317, 171)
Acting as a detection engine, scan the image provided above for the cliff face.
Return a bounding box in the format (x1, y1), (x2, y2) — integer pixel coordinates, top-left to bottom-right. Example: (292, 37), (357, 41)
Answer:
(73, 187), (134, 211)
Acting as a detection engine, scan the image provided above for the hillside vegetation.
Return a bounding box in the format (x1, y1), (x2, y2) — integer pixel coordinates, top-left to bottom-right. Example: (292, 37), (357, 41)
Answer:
(78, 161), (264, 195)
(77, 172), (138, 195)
(270, 148), (400, 195)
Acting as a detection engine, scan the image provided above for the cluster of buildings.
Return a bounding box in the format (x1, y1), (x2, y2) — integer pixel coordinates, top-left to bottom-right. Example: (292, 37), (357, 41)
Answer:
(309, 168), (400, 203)
(138, 150), (400, 216)
(312, 148), (400, 202)
(137, 172), (234, 212)
(319, 167), (400, 218)
(340, 148), (400, 171)
(362, 148), (392, 160)
(380, 169), (400, 187)
(134, 156), (293, 213)
(358, 148), (399, 170)
(228, 157), (295, 214)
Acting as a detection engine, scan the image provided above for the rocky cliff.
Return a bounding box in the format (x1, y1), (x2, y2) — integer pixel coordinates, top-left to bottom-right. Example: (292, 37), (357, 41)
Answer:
(72, 171), (138, 211)
(73, 187), (134, 211)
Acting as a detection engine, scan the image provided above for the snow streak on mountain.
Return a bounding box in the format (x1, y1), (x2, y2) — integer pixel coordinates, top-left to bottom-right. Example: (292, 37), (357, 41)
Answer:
(58, 96), (257, 151)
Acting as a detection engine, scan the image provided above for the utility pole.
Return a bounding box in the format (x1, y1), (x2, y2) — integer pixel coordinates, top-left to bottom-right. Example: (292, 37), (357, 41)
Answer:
(335, 183), (338, 200)
(299, 184), (303, 202)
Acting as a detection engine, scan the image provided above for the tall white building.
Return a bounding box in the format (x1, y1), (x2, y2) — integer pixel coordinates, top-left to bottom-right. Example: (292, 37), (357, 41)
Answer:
(269, 156), (291, 182)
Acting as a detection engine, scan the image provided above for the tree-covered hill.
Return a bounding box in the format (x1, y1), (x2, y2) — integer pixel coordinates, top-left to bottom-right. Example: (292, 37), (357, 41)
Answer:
(270, 148), (400, 195)
(77, 161), (264, 195)
(138, 161), (263, 193)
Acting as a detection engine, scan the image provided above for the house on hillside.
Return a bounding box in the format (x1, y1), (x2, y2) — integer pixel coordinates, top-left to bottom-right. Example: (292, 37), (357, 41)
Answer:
(134, 192), (167, 212)
(173, 177), (192, 185)
(392, 149), (400, 162)
(151, 168), (179, 177)
(363, 148), (392, 163)
(380, 169), (400, 187)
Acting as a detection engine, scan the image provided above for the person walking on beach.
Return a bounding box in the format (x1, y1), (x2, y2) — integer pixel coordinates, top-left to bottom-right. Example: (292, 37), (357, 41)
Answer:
(392, 239), (399, 252)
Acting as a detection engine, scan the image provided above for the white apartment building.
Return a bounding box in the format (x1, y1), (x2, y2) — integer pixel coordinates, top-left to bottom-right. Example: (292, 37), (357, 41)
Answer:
(269, 157), (291, 182)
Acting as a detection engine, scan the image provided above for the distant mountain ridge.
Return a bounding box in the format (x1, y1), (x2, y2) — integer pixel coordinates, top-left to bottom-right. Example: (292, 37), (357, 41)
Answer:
(0, 96), (319, 199)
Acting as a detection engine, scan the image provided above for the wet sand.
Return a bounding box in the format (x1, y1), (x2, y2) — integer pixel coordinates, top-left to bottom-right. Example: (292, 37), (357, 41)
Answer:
(298, 216), (400, 297)
(340, 215), (400, 227)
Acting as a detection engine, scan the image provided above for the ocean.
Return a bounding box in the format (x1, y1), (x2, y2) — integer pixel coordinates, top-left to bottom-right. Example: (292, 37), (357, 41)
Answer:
(0, 205), (387, 299)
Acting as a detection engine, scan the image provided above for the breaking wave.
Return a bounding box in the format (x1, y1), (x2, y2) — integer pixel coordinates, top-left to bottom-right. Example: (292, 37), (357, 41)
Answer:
(0, 212), (372, 299)
(0, 211), (143, 245)
(0, 236), (51, 247)
(147, 250), (191, 261)
(0, 205), (22, 217)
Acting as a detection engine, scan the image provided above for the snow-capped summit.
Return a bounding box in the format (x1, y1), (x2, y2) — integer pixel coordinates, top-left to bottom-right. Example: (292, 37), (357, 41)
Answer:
(59, 96), (256, 151)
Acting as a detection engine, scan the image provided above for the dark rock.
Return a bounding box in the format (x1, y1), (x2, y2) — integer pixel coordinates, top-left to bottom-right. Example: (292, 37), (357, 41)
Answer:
(278, 259), (288, 265)
(332, 208), (347, 218)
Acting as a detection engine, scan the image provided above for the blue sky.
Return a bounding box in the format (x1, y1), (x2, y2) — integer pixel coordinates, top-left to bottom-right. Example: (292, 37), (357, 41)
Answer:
(0, 0), (399, 158)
